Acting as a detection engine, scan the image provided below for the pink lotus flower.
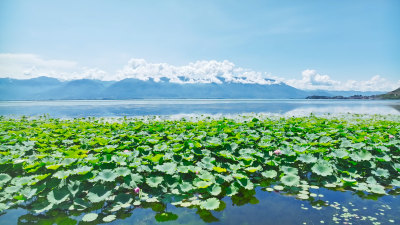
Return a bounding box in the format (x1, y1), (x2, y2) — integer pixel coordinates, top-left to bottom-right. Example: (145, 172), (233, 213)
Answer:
(364, 136), (368, 140)
(195, 171), (199, 175)
(389, 135), (394, 139)
(124, 150), (129, 153)
(134, 187), (140, 193)
(273, 149), (282, 155)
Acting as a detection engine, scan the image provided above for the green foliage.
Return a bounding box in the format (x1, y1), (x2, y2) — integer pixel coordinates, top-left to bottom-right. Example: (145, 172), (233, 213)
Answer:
(0, 115), (399, 223)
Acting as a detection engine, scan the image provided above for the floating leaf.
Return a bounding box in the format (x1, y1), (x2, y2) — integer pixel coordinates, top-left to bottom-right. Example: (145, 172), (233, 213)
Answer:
(82, 213), (98, 222)
(103, 215), (116, 222)
(115, 167), (131, 177)
(0, 173), (12, 187)
(311, 162), (333, 177)
(97, 169), (118, 182)
(372, 168), (390, 178)
(47, 187), (69, 204)
(200, 198), (220, 210)
(155, 212), (178, 222)
(281, 174), (300, 186)
(261, 170), (277, 179)
(87, 185), (112, 203)
(297, 154), (317, 163)
(180, 182), (193, 192)
(146, 176), (164, 188)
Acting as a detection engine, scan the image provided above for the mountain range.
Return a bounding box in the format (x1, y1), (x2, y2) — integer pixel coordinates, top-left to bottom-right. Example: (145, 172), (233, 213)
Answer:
(0, 76), (386, 100)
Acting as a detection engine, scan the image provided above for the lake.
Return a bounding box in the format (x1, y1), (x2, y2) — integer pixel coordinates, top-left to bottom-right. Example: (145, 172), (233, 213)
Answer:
(0, 99), (399, 117)
(0, 99), (399, 225)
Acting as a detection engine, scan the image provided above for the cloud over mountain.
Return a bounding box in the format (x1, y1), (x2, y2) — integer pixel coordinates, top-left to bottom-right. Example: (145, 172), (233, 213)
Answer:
(0, 53), (398, 91)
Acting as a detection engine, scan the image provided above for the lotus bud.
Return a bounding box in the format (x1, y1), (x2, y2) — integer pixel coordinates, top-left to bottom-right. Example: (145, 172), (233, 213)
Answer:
(389, 135), (394, 139)
(124, 150), (129, 153)
(134, 187), (140, 193)
(195, 171), (199, 175)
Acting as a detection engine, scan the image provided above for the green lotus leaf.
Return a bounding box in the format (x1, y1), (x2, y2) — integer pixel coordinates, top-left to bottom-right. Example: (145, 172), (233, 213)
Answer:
(238, 148), (256, 155)
(319, 136), (332, 143)
(103, 215), (116, 222)
(195, 180), (212, 189)
(368, 183), (386, 195)
(155, 162), (177, 175)
(281, 174), (300, 186)
(297, 154), (317, 163)
(97, 169), (118, 182)
(352, 142), (365, 149)
(73, 166), (93, 175)
(281, 166), (298, 175)
(0, 203), (9, 212)
(20, 187), (37, 199)
(391, 179), (400, 187)
(155, 212), (178, 222)
(198, 172), (214, 181)
(53, 170), (70, 180)
(245, 166), (261, 173)
(226, 183), (239, 196)
(115, 167), (131, 177)
(67, 180), (81, 197)
(237, 178), (254, 190)
(32, 199), (54, 213)
(393, 163), (400, 172)
(87, 185), (112, 203)
(261, 170), (277, 179)
(372, 168), (390, 178)
(213, 166), (227, 173)
(206, 137), (222, 147)
(5, 185), (21, 194)
(146, 176), (164, 187)
(200, 198), (220, 210)
(0, 173), (11, 187)
(61, 158), (76, 166)
(82, 213), (98, 222)
(114, 193), (132, 205)
(349, 150), (373, 162)
(210, 185), (222, 196)
(177, 166), (189, 173)
(311, 162), (333, 177)
(330, 149), (349, 158)
(47, 187), (69, 204)
(180, 182), (194, 192)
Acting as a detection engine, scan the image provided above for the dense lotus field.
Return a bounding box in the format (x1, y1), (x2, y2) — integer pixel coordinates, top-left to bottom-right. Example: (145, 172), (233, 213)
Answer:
(0, 115), (400, 223)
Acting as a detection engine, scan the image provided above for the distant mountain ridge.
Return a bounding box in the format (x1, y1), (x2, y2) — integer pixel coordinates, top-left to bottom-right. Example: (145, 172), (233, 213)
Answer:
(377, 87), (400, 99)
(0, 76), (385, 100)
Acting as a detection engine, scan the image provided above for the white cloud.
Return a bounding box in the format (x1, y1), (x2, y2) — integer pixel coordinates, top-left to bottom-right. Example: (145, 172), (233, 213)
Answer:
(114, 58), (276, 84)
(0, 53), (108, 81)
(286, 69), (399, 92)
(0, 53), (398, 91)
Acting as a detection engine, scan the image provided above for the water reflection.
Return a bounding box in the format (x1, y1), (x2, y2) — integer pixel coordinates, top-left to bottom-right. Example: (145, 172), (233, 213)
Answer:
(0, 99), (399, 117)
(1, 187), (399, 225)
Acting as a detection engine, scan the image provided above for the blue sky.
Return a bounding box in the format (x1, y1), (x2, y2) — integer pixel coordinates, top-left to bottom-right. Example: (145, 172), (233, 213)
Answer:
(0, 0), (399, 91)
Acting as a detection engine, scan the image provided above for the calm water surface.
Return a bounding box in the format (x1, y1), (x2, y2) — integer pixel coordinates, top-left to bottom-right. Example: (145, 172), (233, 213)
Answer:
(0, 99), (399, 117)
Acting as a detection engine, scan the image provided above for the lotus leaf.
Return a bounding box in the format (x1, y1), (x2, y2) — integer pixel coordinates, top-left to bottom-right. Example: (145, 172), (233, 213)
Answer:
(297, 154), (317, 163)
(349, 150), (373, 162)
(180, 182), (193, 192)
(47, 187), (69, 204)
(82, 213), (98, 222)
(146, 176), (164, 188)
(200, 198), (220, 210)
(103, 215), (116, 222)
(261, 170), (277, 179)
(155, 212), (179, 222)
(195, 180), (212, 189)
(372, 168), (390, 178)
(0, 173), (12, 186)
(281, 174), (300, 186)
(86, 185), (112, 203)
(210, 185), (222, 196)
(115, 167), (131, 177)
(281, 166), (298, 175)
(311, 162), (333, 177)
(97, 169), (118, 182)
(155, 162), (177, 175)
